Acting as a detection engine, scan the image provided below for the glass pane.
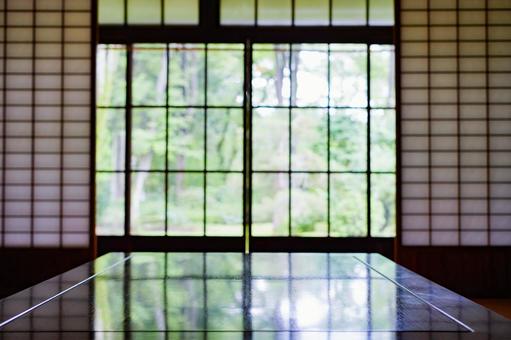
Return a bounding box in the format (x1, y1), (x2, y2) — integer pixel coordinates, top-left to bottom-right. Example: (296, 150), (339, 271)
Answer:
(133, 44), (167, 106)
(252, 44), (290, 107)
(127, 0), (161, 24)
(97, 45), (126, 107)
(371, 174), (395, 237)
(207, 108), (243, 171)
(253, 108), (289, 171)
(168, 44), (205, 106)
(292, 44), (328, 107)
(330, 44), (367, 107)
(330, 174), (367, 236)
(291, 173), (327, 236)
(130, 172), (165, 235)
(295, 0), (329, 26)
(330, 109), (367, 171)
(167, 279), (204, 330)
(168, 172), (204, 236)
(165, 0), (199, 25)
(131, 108), (165, 170)
(206, 173), (243, 236)
(291, 109), (327, 171)
(371, 109), (395, 172)
(96, 172), (124, 236)
(207, 45), (244, 106)
(221, 0), (255, 25)
(332, 0), (366, 25)
(369, 0), (394, 26)
(168, 108), (204, 171)
(252, 173), (289, 236)
(258, 0), (292, 25)
(96, 109), (125, 171)
(98, 0), (124, 24)
(370, 45), (395, 108)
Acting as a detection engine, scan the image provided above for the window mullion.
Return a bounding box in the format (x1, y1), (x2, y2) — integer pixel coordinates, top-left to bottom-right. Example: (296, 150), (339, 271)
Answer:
(125, 44), (133, 237)
(243, 40), (253, 253)
(164, 44), (170, 236)
(367, 44), (372, 238)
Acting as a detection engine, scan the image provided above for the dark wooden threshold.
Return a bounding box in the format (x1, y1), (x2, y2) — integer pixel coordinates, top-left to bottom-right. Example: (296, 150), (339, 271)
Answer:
(396, 246), (511, 298)
(0, 248), (93, 299)
(98, 236), (395, 258)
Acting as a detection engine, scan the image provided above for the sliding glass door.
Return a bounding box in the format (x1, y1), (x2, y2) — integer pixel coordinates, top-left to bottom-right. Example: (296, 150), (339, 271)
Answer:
(95, 42), (395, 251)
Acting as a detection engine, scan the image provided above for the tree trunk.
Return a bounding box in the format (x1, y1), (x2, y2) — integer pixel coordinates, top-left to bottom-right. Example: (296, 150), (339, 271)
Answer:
(131, 153), (153, 221)
(290, 47), (300, 106)
(274, 50), (286, 106)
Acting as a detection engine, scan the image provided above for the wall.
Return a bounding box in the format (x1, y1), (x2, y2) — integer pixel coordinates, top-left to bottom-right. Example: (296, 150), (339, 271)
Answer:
(0, 0), (95, 298)
(397, 0), (511, 297)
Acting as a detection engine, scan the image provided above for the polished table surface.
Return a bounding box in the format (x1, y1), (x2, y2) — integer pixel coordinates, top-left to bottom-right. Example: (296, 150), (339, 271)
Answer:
(0, 252), (510, 339)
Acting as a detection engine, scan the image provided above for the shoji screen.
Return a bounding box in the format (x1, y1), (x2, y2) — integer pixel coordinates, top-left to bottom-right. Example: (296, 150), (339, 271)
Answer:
(400, 0), (511, 246)
(0, 0), (93, 247)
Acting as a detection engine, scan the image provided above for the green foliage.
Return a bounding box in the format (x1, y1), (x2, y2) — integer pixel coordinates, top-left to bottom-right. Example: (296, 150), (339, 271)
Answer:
(96, 43), (396, 238)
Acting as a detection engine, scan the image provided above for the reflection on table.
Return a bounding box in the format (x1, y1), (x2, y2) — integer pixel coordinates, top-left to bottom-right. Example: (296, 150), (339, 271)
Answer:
(1, 253), (510, 339)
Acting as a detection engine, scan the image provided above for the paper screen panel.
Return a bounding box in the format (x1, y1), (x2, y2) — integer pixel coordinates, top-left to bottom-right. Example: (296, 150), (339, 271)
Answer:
(400, 0), (511, 246)
(0, 0), (92, 248)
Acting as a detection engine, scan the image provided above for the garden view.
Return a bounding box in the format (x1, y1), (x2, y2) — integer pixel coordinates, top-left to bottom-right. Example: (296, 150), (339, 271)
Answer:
(96, 43), (395, 238)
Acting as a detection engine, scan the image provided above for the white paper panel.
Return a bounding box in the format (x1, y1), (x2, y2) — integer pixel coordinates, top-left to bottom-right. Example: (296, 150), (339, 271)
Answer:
(491, 232), (511, 246)
(400, 0), (511, 246)
(5, 185), (31, 200)
(402, 199), (429, 214)
(402, 231), (429, 246)
(0, 0), (92, 248)
(432, 215), (458, 230)
(402, 184), (429, 198)
(432, 199), (458, 214)
(431, 136), (457, 150)
(63, 217), (89, 231)
(402, 136), (428, 150)
(4, 233), (31, 247)
(490, 216), (511, 230)
(461, 231), (486, 245)
(34, 217), (60, 232)
(5, 218), (31, 232)
(431, 104), (457, 119)
(34, 233), (60, 247)
(460, 215), (486, 230)
(402, 215), (429, 230)
(62, 233), (89, 247)
(491, 199), (511, 214)
(429, 168), (458, 182)
(402, 168), (428, 182)
(402, 151), (428, 166)
(460, 199), (487, 214)
(432, 231), (458, 245)
(491, 184), (511, 198)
